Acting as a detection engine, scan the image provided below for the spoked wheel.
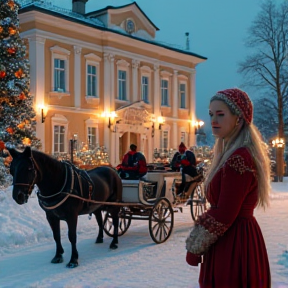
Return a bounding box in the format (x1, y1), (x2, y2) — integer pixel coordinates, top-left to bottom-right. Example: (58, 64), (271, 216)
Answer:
(190, 184), (207, 221)
(149, 197), (174, 244)
(102, 207), (131, 237)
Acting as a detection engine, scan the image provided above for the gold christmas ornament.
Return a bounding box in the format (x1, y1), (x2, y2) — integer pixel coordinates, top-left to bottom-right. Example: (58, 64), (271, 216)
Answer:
(9, 27), (17, 35)
(22, 137), (31, 145)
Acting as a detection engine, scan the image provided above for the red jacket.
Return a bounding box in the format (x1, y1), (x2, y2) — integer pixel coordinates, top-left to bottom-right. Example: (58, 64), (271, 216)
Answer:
(118, 151), (147, 175)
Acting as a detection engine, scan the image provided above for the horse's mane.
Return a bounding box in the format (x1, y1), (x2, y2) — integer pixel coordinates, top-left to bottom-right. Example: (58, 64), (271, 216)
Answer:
(31, 149), (64, 174)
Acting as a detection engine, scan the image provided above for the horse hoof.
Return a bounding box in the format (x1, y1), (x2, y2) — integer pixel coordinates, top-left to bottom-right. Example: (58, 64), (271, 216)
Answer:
(51, 256), (63, 263)
(110, 243), (118, 250)
(95, 238), (103, 244)
(66, 262), (78, 268)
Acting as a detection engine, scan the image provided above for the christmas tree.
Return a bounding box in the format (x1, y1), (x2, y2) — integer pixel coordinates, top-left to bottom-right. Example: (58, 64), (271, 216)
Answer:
(0, 0), (41, 187)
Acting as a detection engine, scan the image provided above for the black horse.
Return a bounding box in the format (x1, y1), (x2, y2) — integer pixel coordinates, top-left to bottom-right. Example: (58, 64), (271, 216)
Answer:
(8, 146), (122, 268)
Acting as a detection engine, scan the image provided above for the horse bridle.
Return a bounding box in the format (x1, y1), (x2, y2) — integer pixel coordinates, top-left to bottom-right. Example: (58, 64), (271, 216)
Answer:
(13, 154), (41, 197)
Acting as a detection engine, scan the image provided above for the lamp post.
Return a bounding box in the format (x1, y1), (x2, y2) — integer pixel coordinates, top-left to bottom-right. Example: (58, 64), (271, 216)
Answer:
(272, 137), (285, 182)
(191, 120), (204, 145)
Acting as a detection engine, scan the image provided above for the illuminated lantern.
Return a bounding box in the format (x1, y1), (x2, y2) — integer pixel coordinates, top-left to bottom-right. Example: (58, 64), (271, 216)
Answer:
(0, 26), (3, 34)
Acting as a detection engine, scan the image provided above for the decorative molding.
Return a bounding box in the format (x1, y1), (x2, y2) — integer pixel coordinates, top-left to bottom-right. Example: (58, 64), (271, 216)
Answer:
(50, 45), (70, 55)
(178, 74), (189, 80)
(73, 46), (82, 54)
(85, 96), (100, 105)
(116, 59), (130, 67)
(28, 35), (46, 44)
(132, 59), (140, 69)
(104, 52), (115, 62)
(84, 53), (102, 62)
(160, 70), (172, 77)
(153, 64), (159, 71)
(140, 65), (152, 72)
(49, 91), (70, 99)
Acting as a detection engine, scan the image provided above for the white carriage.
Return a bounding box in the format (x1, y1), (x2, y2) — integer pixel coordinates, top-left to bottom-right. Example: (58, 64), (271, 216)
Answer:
(103, 169), (206, 244)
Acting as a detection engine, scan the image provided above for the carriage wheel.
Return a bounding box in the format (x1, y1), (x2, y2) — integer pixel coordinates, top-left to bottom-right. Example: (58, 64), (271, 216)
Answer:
(149, 197), (174, 244)
(190, 184), (206, 221)
(103, 207), (131, 237)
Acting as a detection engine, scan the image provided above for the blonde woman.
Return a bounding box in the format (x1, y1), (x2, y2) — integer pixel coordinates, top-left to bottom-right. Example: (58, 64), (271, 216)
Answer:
(186, 88), (271, 288)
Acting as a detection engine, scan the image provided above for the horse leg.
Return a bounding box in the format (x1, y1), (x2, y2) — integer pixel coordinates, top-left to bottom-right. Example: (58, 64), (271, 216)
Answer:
(110, 208), (120, 250)
(46, 212), (64, 264)
(66, 214), (79, 268)
(94, 209), (104, 243)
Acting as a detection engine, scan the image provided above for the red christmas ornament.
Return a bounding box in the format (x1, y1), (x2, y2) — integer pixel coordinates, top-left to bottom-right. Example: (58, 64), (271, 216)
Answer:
(6, 127), (14, 134)
(19, 92), (26, 100)
(7, 47), (16, 54)
(0, 71), (6, 78)
(0, 140), (5, 151)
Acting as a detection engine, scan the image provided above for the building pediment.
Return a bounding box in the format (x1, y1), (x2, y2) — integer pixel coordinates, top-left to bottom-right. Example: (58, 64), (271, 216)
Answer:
(115, 101), (153, 126)
(86, 2), (158, 40)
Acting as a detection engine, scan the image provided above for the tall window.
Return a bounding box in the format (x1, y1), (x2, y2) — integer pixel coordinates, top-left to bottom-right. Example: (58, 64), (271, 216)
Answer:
(161, 79), (169, 106)
(180, 131), (186, 144)
(87, 127), (97, 149)
(54, 59), (65, 92)
(118, 70), (127, 100)
(179, 83), (186, 108)
(87, 64), (97, 97)
(54, 125), (65, 153)
(141, 76), (149, 103)
(160, 130), (169, 150)
(50, 45), (70, 95)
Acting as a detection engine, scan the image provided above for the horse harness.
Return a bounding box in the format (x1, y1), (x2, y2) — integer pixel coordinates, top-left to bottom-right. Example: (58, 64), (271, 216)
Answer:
(37, 160), (95, 211)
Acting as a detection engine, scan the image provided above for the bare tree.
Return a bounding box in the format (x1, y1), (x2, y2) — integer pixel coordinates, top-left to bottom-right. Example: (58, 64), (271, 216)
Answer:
(238, 0), (288, 139)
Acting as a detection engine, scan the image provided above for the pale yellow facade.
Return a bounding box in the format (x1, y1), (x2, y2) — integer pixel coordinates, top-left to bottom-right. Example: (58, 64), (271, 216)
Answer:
(18, 2), (206, 166)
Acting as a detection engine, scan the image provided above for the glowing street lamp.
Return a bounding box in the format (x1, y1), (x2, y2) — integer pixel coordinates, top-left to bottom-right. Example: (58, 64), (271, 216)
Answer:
(272, 137), (285, 182)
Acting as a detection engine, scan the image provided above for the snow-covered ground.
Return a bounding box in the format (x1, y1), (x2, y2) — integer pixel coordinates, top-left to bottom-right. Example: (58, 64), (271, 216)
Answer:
(0, 179), (288, 288)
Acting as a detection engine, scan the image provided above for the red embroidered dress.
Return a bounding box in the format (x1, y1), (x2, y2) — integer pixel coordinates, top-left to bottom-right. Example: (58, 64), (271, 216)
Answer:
(186, 147), (271, 288)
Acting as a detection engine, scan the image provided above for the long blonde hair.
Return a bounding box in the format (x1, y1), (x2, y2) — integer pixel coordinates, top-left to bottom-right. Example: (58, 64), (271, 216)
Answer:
(204, 122), (271, 209)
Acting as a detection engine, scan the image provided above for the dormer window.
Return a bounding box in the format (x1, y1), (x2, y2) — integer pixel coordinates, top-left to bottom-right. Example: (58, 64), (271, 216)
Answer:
(126, 19), (135, 34)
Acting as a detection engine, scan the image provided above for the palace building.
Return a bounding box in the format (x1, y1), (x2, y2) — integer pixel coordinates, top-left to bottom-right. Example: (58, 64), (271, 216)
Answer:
(18, 0), (207, 166)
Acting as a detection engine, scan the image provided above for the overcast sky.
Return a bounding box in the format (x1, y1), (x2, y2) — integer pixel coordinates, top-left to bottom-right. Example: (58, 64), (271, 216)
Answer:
(56, 0), (282, 128)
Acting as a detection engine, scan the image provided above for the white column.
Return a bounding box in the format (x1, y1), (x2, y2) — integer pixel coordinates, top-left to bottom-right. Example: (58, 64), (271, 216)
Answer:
(189, 69), (196, 146)
(29, 36), (46, 151)
(153, 64), (160, 149)
(103, 53), (111, 152)
(109, 55), (115, 111)
(172, 70), (178, 118)
(132, 59), (139, 102)
(74, 46), (82, 108)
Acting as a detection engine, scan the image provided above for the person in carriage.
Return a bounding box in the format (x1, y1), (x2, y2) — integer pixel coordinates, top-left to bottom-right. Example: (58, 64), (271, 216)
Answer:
(117, 144), (147, 180)
(171, 142), (198, 195)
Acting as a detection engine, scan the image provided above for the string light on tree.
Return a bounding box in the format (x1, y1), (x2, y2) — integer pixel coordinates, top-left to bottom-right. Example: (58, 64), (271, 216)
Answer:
(0, 0), (41, 187)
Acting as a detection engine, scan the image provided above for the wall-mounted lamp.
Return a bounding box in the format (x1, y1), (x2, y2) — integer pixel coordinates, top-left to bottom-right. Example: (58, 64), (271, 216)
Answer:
(38, 104), (47, 123)
(191, 120), (204, 134)
(101, 111), (118, 130)
(158, 116), (165, 130)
